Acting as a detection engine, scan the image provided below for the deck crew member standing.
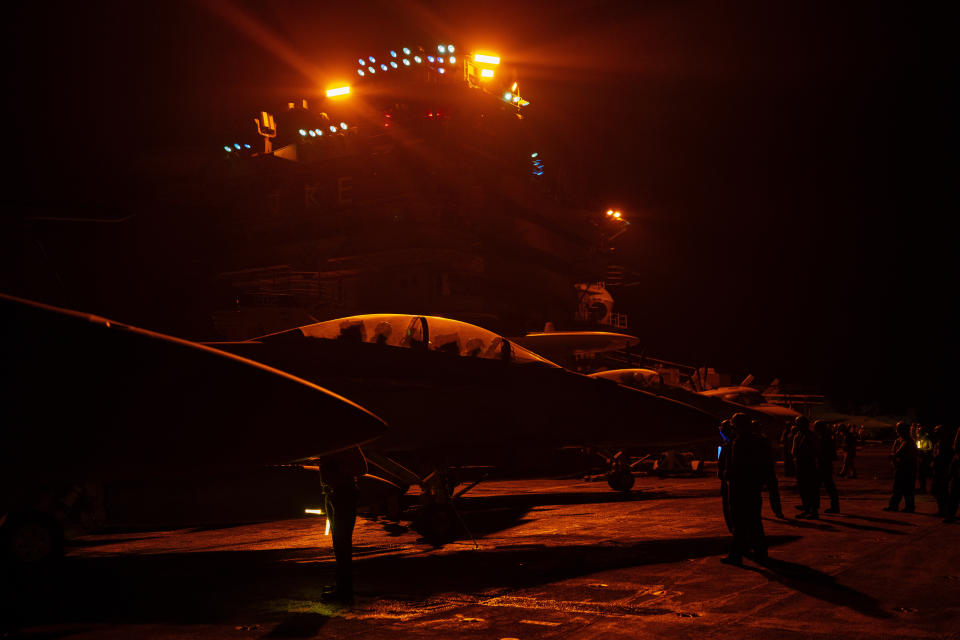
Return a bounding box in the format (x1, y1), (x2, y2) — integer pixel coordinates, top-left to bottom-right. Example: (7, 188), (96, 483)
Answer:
(722, 413), (782, 566)
(718, 419), (735, 533)
(884, 422), (917, 513)
(838, 424), (858, 479)
(814, 420), (840, 514)
(319, 446), (368, 603)
(791, 416), (820, 519)
(931, 425), (955, 518)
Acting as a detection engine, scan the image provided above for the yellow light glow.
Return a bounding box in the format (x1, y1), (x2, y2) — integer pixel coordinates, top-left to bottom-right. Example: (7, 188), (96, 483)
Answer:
(606, 210), (614, 216)
(474, 54), (500, 65)
(325, 518), (331, 535)
(511, 82), (518, 92)
(613, 212), (622, 218)
(304, 508), (324, 515)
(480, 68), (495, 78)
(326, 85), (350, 98)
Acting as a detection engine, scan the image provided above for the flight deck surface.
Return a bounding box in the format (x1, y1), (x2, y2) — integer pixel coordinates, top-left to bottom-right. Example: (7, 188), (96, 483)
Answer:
(6, 446), (959, 639)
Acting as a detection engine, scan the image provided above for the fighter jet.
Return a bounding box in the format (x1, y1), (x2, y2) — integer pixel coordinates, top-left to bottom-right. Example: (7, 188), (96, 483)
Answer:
(589, 369), (797, 439)
(698, 385), (802, 422)
(212, 314), (720, 505)
(0, 293), (386, 566)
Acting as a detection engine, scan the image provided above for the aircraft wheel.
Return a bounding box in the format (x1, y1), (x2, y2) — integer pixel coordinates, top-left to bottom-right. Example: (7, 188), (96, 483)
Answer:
(1, 511), (64, 569)
(413, 504), (459, 545)
(606, 469), (635, 492)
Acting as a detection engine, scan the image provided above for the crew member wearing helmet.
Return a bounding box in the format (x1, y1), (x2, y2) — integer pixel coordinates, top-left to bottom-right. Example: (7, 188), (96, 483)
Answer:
(791, 415), (820, 519)
(814, 420), (840, 514)
(718, 419), (735, 533)
(721, 413), (783, 566)
(884, 421), (917, 513)
(931, 425), (955, 518)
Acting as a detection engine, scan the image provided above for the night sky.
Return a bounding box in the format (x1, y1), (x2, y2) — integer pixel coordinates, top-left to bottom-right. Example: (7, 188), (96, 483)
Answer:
(3, 1), (954, 419)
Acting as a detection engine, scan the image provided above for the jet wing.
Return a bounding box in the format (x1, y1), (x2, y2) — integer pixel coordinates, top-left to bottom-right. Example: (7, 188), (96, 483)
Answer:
(510, 331), (640, 362)
(0, 293), (387, 485)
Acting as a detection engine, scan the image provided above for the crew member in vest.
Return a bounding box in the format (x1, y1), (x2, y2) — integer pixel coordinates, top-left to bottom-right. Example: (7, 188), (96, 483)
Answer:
(319, 446), (368, 604)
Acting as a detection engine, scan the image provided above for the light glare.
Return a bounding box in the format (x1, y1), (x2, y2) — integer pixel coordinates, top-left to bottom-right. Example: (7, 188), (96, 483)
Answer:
(480, 68), (495, 78)
(474, 53), (500, 64)
(326, 85), (350, 97)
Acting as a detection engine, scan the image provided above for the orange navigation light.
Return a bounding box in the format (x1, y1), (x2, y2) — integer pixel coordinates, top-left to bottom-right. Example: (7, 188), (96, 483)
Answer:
(474, 53), (501, 65)
(613, 211), (622, 219)
(326, 85), (351, 98)
(480, 68), (495, 78)
(606, 209), (614, 216)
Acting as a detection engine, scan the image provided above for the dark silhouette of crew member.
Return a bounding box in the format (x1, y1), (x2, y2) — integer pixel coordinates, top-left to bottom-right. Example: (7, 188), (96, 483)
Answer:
(838, 424), (858, 479)
(814, 420), (840, 514)
(781, 421), (797, 478)
(945, 426), (960, 523)
(722, 413), (782, 566)
(931, 425), (955, 518)
(318, 446), (368, 603)
(916, 425), (933, 494)
(762, 420), (785, 520)
(791, 415), (820, 519)
(884, 421), (917, 513)
(718, 419), (735, 533)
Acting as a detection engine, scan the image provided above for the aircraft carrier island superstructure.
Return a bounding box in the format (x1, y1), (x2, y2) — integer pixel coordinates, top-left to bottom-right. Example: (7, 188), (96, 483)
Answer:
(212, 44), (628, 339)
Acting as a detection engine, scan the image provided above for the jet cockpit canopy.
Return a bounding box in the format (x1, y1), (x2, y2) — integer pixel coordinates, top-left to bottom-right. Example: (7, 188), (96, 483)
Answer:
(261, 314), (559, 367)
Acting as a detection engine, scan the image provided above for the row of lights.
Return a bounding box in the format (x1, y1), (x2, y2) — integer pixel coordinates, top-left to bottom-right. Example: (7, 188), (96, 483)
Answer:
(298, 122), (350, 137)
(223, 143), (252, 152)
(356, 44), (457, 77)
(531, 152), (544, 177)
(606, 209), (627, 222)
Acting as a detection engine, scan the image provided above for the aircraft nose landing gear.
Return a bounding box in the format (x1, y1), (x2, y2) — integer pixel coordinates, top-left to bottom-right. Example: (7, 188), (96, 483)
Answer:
(605, 451), (635, 492)
(413, 503), (459, 545)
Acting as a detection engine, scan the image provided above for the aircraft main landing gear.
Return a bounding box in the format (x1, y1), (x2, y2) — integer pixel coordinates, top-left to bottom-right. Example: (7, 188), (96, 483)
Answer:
(606, 467), (635, 492)
(412, 503), (459, 545)
(0, 511), (64, 569)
